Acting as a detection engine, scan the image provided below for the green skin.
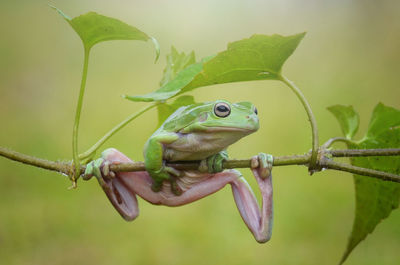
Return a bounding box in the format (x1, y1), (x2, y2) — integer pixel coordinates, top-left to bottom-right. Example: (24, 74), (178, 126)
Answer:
(143, 100), (260, 193)
(84, 100), (274, 243)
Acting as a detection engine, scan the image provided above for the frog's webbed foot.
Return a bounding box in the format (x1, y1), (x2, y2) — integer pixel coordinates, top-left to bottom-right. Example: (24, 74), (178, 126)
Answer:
(83, 157), (120, 203)
(199, 150), (229, 173)
(83, 158), (115, 184)
(251, 153), (273, 179)
(151, 165), (183, 196)
(83, 148), (140, 221)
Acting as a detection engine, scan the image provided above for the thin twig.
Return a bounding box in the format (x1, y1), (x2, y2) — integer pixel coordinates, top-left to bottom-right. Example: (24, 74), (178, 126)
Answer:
(320, 158), (400, 183)
(322, 137), (353, 149)
(2, 146), (400, 184)
(0, 147), (71, 175)
(328, 148), (400, 157)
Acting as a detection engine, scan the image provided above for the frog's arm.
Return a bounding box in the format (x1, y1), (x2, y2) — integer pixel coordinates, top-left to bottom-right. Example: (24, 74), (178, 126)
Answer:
(144, 132), (180, 191)
(87, 148), (273, 243)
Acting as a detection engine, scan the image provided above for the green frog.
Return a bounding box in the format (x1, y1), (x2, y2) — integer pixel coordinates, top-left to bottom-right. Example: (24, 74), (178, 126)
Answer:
(84, 100), (274, 243)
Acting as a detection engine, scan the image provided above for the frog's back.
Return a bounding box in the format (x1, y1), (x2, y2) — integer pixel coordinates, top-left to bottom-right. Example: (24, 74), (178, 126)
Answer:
(161, 102), (213, 132)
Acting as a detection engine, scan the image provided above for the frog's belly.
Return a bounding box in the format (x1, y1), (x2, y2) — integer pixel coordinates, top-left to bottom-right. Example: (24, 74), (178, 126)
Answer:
(163, 132), (245, 161)
(159, 170), (212, 197)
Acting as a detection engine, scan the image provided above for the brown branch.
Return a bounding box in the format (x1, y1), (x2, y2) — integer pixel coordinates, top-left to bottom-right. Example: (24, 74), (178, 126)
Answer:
(320, 158), (400, 183)
(328, 148), (400, 157)
(1, 146), (400, 183)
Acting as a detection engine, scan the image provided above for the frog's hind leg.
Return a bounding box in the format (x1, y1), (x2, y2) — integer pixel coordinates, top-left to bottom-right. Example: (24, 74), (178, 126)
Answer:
(93, 148), (141, 221)
(101, 176), (139, 221)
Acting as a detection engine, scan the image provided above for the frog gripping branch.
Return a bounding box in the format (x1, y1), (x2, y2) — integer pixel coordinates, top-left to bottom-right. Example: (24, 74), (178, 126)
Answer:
(86, 147), (274, 243)
(84, 100), (274, 243)
(0, 7), (400, 264)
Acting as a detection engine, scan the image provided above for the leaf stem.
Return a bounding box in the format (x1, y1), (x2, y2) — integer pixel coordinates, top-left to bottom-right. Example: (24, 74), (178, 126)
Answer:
(72, 48), (90, 184)
(322, 137), (353, 149)
(279, 74), (319, 172)
(79, 103), (159, 161)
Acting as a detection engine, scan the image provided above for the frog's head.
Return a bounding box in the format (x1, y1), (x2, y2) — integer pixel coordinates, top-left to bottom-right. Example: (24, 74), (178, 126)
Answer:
(176, 100), (259, 135)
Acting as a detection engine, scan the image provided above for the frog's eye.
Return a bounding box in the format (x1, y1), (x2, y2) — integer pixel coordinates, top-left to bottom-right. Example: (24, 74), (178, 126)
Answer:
(254, 107), (258, 115)
(214, 102), (231, 118)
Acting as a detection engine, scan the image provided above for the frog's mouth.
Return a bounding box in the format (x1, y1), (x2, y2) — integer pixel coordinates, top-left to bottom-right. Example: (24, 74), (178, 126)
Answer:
(202, 126), (257, 133)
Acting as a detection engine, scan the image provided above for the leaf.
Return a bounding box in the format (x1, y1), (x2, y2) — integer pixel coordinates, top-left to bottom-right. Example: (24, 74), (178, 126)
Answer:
(156, 95), (196, 127)
(124, 47), (206, 102)
(327, 105), (360, 138)
(366, 103), (400, 139)
(126, 33), (306, 102)
(329, 104), (400, 264)
(159, 47), (196, 87)
(180, 32), (306, 94)
(51, 5), (159, 58)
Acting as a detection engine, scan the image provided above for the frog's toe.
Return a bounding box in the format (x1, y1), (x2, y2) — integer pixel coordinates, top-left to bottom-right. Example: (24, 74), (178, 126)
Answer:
(83, 157), (112, 187)
(252, 153), (273, 179)
(170, 177), (183, 196)
(164, 166), (181, 177)
(206, 151), (228, 173)
(151, 180), (163, 192)
(83, 161), (95, 180)
(83, 158), (103, 180)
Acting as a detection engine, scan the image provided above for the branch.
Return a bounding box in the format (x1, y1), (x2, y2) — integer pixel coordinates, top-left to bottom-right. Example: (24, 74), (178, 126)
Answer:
(1, 146), (400, 183)
(320, 158), (400, 183)
(328, 148), (400, 157)
(0, 147), (71, 175)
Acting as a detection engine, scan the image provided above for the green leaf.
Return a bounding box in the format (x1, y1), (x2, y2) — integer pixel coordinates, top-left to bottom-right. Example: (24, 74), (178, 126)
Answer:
(125, 47), (205, 102)
(327, 105), (360, 139)
(366, 103), (400, 139)
(126, 33), (305, 102)
(159, 47), (196, 87)
(334, 103), (400, 264)
(156, 96), (196, 127)
(180, 32), (306, 94)
(51, 6), (159, 56)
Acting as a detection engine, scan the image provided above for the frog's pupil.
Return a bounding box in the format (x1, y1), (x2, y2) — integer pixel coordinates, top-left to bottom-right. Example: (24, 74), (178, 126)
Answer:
(254, 107), (258, 115)
(217, 105), (228, 112)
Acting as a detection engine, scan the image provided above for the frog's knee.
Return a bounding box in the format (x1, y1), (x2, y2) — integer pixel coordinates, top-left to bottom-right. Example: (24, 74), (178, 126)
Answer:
(102, 148), (132, 163)
(225, 169), (243, 180)
(101, 148), (119, 159)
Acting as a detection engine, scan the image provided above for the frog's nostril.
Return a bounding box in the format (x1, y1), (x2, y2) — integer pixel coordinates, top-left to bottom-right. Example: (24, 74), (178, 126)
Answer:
(246, 115), (250, 119)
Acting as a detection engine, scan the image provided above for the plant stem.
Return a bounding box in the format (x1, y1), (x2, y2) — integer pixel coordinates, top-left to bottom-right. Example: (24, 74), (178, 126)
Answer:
(2, 146), (400, 183)
(72, 48), (90, 184)
(0, 146), (70, 175)
(79, 103), (158, 161)
(279, 74), (319, 171)
(322, 137), (353, 149)
(328, 148), (400, 157)
(320, 158), (400, 183)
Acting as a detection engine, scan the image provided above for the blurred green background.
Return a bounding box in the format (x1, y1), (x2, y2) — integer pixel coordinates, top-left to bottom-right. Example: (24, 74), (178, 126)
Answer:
(1, 0), (399, 264)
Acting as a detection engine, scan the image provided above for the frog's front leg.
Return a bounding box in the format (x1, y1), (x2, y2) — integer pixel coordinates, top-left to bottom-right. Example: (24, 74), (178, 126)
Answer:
(144, 132), (180, 193)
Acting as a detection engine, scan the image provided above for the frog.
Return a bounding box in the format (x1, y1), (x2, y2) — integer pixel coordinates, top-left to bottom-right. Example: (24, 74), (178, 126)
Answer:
(143, 100), (261, 194)
(84, 100), (274, 243)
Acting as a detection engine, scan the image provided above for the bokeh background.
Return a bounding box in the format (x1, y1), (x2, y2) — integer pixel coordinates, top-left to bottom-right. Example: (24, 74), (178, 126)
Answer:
(1, 0), (400, 264)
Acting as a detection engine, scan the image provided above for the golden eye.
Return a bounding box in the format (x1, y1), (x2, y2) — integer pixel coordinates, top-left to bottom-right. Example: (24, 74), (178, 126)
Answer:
(214, 102), (231, 117)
